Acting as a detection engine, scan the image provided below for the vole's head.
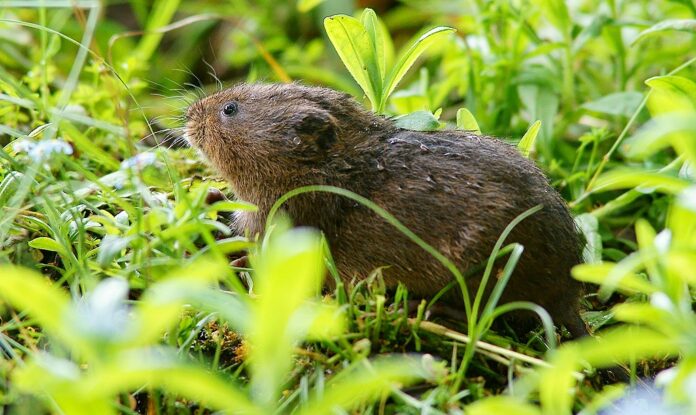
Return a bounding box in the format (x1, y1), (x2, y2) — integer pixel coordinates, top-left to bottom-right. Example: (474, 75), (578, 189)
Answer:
(186, 84), (376, 166)
(185, 83), (384, 200)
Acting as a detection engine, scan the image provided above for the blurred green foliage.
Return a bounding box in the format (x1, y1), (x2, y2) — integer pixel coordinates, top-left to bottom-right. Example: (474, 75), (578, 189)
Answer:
(1, 0), (696, 413)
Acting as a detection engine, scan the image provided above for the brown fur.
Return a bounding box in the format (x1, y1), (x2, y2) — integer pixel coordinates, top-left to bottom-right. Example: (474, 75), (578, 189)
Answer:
(185, 82), (586, 337)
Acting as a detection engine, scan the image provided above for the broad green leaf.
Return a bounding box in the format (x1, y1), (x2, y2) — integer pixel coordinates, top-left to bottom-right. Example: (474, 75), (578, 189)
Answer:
(539, 347), (578, 415)
(14, 350), (259, 414)
(646, 75), (696, 116)
(136, 257), (232, 344)
(324, 14), (382, 109)
(381, 26), (455, 111)
(208, 200), (258, 213)
(620, 113), (696, 164)
(666, 251), (696, 286)
(593, 169), (691, 195)
(97, 234), (135, 267)
(466, 397), (542, 415)
(540, 327), (678, 414)
(532, 0), (570, 34)
(248, 226), (332, 409)
(572, 14), (612, 54)
(632, 19), (696, 45)
(289, 302), (345, 339)
(29, 236), (68, 257)
(670, 187), (696, 247)
(297, 0), (325, 12)
(393, 110), (441, 131)
(611, 303), (670, 327)
(635, 218), (657, 251)
(296, 356), (427, 415)
(582, 91), (644, 117)
(206, 236), (255, 255)
(574, 213), (601, 263)
(576, 326), (678, 366)
(456, 107), (481, 134)
(518, 120), (541, 158)
(0, 266), (72, 345)
(572, 263), (656, 294)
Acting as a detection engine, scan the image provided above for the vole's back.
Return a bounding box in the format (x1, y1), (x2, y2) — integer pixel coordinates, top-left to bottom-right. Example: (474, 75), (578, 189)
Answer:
(324, 129), (585, 336)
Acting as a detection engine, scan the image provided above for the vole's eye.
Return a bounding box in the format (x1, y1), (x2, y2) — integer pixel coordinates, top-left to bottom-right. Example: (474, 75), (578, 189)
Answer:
(221, 101), (238, 117)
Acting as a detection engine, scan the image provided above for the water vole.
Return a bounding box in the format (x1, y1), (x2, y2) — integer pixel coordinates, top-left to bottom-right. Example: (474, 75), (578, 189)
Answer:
(185, 82), (586, 337)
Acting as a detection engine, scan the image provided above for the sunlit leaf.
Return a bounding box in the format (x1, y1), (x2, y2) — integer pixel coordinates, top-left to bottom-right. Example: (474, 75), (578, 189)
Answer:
(582, 91), (644, 117)
(532, 0), (571, 33)
(539, 347), (577, 415)
(324, 14), (381, 109)
(381, 26), (455, 111)
(136, 257), (232, 344)
(575, 213), (601, 263)
(466, 396), (542, 415)
(289, 302), (345, 339)
(13, 349), (259, 415)
(620, 113), (696, 164)
(517, 82), (559, 161)
(361, 8), (387, 81)
(297, 0), (325, 12)
(593, 169), (691, 195)
(248, 226), (333, 409)
(296, 356), (427, 415)
(646, 75), (696, 116)
(97, 234), (135, 267)
(28, 236), (68, 257)
(456, 107), (481, 134)
(518, 120), (541, 158)
(0, 266), (72, 346)
(611, 303), (672, 328)
(393, 110), (441, 131)
(632, 19), (696, 45)
(208, 200), (258, 213)
(576, 326), (678, 366)
(572, 263), (656, 294)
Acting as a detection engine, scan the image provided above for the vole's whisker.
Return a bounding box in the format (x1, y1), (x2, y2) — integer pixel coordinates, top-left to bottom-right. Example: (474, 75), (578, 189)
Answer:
(203, 58), (223, 91)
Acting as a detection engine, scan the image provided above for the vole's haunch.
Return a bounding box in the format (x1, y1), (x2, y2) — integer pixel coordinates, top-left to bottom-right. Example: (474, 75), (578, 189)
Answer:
(185, 82), (586, 337)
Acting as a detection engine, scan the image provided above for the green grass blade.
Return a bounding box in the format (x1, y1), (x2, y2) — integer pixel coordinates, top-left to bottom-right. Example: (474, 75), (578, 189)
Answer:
(361, 8), (387, 81)
(134, 0), (182, 62)
(518, 120), (541, 157)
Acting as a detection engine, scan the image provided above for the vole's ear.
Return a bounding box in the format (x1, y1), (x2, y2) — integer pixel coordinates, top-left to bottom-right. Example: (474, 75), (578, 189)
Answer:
(290, 110), (337, 150)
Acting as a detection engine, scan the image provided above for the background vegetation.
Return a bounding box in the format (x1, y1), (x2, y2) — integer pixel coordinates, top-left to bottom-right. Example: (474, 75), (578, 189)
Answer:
(1, 0), (696, 413)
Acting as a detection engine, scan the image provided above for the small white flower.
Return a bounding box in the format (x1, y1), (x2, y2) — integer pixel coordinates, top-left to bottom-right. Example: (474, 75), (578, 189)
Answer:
(12, 139), (35, 153)
(650, 292), (674, 312)
(654, 230), (672, 254)
(15, 139), (73, 162)
(72, 278), (132, 341)
(678, 186), (696, 212)
(655, 367), (677, 387)
(120, 152), (157, 170)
